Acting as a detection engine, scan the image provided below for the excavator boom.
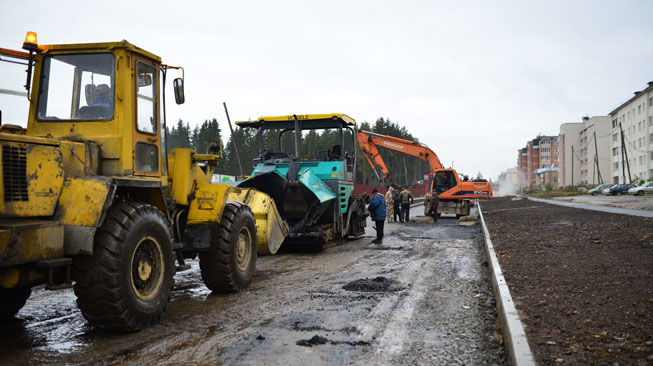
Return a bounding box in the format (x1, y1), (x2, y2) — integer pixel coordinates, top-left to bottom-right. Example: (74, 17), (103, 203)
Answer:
(356, 130), (444, 177)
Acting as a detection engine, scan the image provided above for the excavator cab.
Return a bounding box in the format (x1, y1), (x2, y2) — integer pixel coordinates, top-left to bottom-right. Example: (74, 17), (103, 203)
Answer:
(433, 170), (457, 194)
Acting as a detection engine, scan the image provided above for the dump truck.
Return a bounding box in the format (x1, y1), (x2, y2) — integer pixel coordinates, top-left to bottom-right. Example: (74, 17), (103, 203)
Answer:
(235, 114), (367, 249)
(0, 33), (287, 330)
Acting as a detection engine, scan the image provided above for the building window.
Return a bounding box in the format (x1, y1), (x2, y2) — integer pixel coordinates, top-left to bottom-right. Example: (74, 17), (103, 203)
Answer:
(649, 97), (653, 107)
(640, 156), (644, 166)
(638, 105), (641, 114)
(612, 119), (618, 128)
(613, 147), (619, 156)
(613, 162), (619, 170)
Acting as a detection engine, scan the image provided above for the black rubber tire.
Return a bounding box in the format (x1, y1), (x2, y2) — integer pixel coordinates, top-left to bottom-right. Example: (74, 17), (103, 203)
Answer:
(637, 191), (644, 196)
(72, 202), (175, 331)
(199, 202), (257, 293)
(0, 287), (31, 318)
(591, 192), (596, 196)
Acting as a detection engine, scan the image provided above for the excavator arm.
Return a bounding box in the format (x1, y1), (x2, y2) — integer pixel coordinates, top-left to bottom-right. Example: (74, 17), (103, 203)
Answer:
(356, 130), (444, 174)
(357, 132), (392, 184)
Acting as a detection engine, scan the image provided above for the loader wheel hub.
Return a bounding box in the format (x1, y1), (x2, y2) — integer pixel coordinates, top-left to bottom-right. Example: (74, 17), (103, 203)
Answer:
(131, 236), (164, 300)
(137, 261), (152, 281)
(235, 227), (252, 272)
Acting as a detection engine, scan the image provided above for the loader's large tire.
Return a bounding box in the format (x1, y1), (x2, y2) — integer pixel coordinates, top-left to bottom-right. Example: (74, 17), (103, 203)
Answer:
(199, 202), (257, 293)
(72, 202), (175, 331)
(0, 287), (31, 318)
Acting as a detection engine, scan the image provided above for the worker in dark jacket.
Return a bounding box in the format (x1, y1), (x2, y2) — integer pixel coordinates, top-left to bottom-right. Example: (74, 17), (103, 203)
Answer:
(427, 192), (439, 223)
(393, 187), (402, 222)
(399, 187), (414, 222)
(368, 189), (386, 244)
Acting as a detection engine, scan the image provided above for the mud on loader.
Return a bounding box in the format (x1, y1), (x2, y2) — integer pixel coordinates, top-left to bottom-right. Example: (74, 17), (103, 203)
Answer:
(0, 34), (288, 330)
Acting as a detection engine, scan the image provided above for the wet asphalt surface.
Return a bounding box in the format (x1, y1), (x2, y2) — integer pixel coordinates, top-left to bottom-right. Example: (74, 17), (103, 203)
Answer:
(0, 206), (506, 365)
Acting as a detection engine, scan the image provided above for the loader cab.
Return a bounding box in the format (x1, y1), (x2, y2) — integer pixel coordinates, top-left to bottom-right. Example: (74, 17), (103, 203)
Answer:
(24, 41), (178, 178)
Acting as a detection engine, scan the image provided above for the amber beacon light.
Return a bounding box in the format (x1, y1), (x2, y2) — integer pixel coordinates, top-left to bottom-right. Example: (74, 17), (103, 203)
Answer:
(23, 31), (38, 51)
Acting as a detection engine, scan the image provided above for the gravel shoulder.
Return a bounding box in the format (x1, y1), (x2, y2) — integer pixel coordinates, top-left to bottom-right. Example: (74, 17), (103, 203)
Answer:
(481, 197), (653, 365)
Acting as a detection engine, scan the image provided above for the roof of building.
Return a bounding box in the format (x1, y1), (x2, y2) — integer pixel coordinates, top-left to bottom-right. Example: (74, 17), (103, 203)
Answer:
(532, 135), (557, 146)
(609, 82), (653, 116)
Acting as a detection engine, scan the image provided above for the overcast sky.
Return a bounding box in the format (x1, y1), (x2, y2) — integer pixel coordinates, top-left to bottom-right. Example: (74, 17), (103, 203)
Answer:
(1, 0), (652, 180)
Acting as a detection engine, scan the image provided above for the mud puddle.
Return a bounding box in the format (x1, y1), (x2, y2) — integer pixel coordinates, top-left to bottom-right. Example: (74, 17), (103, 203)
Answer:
(342, 277), (405, 292)
(296, 335), (371, 347)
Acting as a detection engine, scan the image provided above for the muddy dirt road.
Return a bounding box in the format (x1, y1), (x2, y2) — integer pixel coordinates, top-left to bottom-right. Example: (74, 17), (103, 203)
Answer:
(0, 209), (505, 365)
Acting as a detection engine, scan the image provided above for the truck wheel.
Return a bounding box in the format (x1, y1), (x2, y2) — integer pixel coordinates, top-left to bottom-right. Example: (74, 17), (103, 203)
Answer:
(73, 202), (175, 331)
(0, 287), (31, 318)
(199, 202), (257, 293)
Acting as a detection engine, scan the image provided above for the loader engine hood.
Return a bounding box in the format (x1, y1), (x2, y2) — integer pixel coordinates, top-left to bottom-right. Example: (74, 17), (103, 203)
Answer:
(237, 162), (339, 233)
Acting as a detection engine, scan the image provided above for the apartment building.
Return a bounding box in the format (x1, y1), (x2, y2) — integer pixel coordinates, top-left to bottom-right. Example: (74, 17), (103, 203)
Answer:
(609, 82), (653, 183)
(517, 135), (559, 188)
(517, 147), (528, 189)
(558, 116), (612, 187)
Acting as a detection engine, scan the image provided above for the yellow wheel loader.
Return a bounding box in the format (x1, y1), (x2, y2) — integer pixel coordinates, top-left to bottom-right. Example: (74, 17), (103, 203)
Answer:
(0, 33), (288, 330)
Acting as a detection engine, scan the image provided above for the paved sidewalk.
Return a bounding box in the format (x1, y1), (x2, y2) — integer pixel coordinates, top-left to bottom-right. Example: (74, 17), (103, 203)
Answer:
(526, 197), (653, 217)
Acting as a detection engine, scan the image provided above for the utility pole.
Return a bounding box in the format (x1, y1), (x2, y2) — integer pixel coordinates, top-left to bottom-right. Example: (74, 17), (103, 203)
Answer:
(402, 156), (408, 186)
(223, 102), (244, 178)
(593, 131), (603, 184)
(571, 145), (574, 187)
(619, 122), (632, 183)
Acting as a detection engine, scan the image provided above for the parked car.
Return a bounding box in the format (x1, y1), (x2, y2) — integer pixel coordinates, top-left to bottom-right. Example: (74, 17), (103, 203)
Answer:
(628, 181), (653, 196)
(589, 183), (614, 196)
(605, 183), (637, 195)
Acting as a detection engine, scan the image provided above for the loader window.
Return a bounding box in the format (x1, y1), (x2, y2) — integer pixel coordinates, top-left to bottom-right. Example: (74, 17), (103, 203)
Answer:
(135, 142), (158, 173)
(136, 61), (157, 134)
(37, 53), (114, 121)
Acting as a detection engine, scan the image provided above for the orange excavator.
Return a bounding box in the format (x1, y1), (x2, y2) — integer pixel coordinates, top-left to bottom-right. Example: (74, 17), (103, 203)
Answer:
(356, 130), (493, 218)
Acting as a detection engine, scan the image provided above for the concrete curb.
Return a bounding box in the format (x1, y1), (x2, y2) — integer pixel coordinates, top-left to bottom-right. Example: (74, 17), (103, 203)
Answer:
(477, 202), (536, 366)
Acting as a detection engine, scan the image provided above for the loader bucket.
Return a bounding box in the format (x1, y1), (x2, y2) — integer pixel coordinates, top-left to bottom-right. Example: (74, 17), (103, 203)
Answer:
(227, 188), (289, 255)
